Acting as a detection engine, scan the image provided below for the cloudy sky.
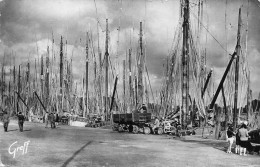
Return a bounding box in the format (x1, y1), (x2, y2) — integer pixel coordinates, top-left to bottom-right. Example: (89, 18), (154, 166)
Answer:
(0, 0), (260, 102)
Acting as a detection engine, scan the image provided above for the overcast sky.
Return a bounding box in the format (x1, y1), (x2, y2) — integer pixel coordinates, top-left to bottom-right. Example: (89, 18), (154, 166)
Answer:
(0, 0), (260, 103)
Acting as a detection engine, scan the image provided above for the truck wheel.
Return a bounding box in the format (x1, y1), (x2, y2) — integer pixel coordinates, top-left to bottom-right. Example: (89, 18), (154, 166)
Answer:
(112, 125), (117, 131)
(118, 125), (124, 132)
(128, 125), (133, 132)
(157, 127), (163, 135)
(132, 125), (139, 134)
(144, 127), (151, 134)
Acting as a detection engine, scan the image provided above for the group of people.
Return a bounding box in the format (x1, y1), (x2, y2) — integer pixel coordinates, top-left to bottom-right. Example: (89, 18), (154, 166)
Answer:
(44, 112), (59, 128)
(226, 121), (251, 156)
(1, 106), (25, 132)
(1, 105), (61, 131)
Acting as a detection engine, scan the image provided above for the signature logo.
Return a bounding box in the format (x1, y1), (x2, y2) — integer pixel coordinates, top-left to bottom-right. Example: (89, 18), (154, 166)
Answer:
(8, 140), (30, 159)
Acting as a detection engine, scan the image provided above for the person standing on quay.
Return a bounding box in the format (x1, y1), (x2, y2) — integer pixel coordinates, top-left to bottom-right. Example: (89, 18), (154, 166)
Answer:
(2, 107), (10, 132)
(235, 124), (242, 154)
(55, 112), (59, 127)
(226, 123), (235, 153)
(17, 112), (25, 132)
(50, 113), (56, 129)
(45, 111), (50, 128)
(239, 123), (249, 156)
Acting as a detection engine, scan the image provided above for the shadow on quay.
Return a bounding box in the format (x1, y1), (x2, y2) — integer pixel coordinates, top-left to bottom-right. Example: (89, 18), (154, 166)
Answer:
(61, 141), (93, 167)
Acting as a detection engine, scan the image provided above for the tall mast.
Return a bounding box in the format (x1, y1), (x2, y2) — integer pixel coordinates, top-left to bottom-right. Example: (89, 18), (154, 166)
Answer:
(99, 52), (103, 115)
(110, 76), (118, 115)
(25, 60), (30, 117)
(45, 46), (50, 109)
(145, 77), (149, 105)
(66, 60), (71, 113)
(82, 75), (85, 115)
(97, 21), (100, 56)
(245, 0), (250, 119)
(97, 21), (103, 115)
(8, 81), (10, 101)
(123, 59), (126, 113)
(247, 72), (251, 118)
(135, 75), (138, 107)
(164, 56), (169, 118)
(138, 22), (144, 106)
(1, 64), (4, 104)
(13, 65), (16, 113)
(40, 54), (44, 114)
(129, 49), (133, 112)
(13, 66), (16, 88)
(182, 0), (190, 127)
(198, 0), (201, 32)
(222, 86), (228, 129)
(233, 8), (242, 128)
(3, 55), (6, 105)
(201, 69), (213, 98)
(105, 19), (109, 120)
(17, 65), (21, 114)
(94, 61), (98, 114)
(34, 59), (37, 91)
(85, 32), (89, 118)
(51, 31), (54, 95)
(64, 40), (68, 113)
(60, 36), (64, 112)
(60, 36), (63, 96)
(70, 58), (73, 93)
(209, 52), (237, 110)
(26, 62), (30, 94)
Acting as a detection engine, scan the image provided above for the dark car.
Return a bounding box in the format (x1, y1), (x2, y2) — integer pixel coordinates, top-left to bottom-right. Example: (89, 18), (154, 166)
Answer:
(249, 129), (260, 144)
(248, 129), (260, 154)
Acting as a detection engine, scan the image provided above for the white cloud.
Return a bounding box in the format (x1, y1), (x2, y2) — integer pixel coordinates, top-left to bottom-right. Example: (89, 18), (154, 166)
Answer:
(0, 0), (260, 105)
(21, 0), (107, 20)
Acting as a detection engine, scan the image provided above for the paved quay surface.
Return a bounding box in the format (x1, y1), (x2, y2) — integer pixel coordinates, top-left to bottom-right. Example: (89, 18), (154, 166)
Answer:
(0, 121), (260, 167)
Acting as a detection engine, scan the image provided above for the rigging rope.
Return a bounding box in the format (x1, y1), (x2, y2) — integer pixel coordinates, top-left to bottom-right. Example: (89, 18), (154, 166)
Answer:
(145, 65), (156, 104)
(190, 9), (229, 54)
(93, 0), (105, 31)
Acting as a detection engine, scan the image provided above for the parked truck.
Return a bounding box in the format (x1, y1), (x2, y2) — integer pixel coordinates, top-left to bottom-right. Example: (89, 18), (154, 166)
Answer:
(112, 112), (154, 134)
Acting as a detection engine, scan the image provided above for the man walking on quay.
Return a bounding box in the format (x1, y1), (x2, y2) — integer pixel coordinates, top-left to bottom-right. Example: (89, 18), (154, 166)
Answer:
(50, 113), (56, 129)
(2, 107), (10, 132)
(55, 112), (59, 127)
(45, 111), (50, 128)
(17, 112), (25, 132)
